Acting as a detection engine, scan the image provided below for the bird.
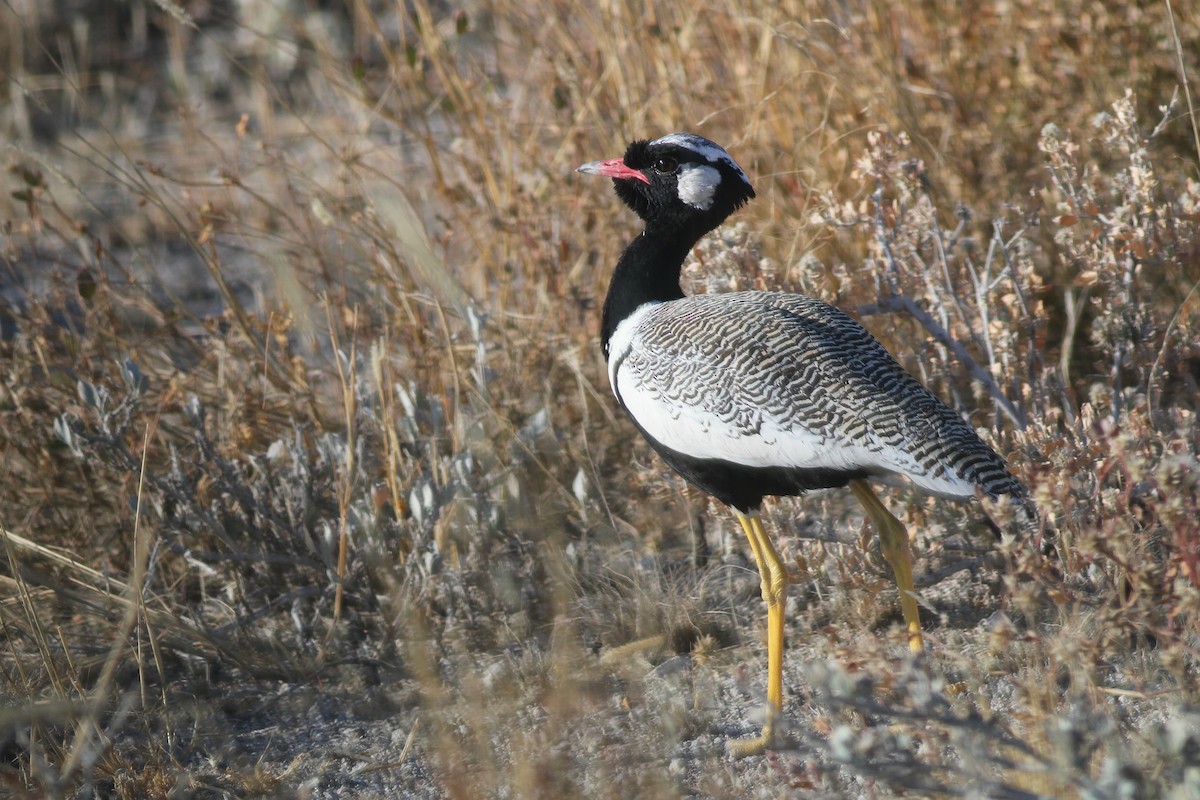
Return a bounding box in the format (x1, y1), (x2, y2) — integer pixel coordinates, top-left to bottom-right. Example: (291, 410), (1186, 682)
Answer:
(577, 133), (1032, 756)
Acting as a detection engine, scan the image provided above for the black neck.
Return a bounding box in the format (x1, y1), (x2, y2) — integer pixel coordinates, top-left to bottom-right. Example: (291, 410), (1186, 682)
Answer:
(600, 223), (698, 357)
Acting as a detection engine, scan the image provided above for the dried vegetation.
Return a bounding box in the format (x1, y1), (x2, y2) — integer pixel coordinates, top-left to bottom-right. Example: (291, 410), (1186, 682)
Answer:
(1, 0), (1199, 797)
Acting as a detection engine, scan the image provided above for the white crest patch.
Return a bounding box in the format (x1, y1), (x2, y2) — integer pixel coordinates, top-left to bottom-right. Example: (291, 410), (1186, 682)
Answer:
(650, 133), (752, 187)
(676, 164), (721, 210)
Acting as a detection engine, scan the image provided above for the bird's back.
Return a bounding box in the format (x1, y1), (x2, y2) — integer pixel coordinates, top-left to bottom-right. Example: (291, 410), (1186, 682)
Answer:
(608, 291), (1024, 502)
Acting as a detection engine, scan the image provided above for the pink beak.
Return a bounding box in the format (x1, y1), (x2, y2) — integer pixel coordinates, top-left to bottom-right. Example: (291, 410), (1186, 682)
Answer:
(576, 157), (650, 185)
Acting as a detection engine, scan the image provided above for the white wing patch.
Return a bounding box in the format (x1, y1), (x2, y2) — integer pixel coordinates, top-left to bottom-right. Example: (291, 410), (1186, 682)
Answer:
(606, 298), (981, 498)
(676, 164), (721, 210)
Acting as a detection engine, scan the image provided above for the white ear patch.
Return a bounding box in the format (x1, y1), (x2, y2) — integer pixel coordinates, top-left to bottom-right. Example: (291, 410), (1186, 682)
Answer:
(676, 164), (721, 210)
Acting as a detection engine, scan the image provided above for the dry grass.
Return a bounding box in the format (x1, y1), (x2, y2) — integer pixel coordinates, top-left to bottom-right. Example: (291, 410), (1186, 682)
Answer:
(2, 0), (1199, 797)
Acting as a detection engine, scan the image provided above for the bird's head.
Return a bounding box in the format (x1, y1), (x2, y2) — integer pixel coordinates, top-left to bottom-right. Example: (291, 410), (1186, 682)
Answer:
(577, 133), (755, 235)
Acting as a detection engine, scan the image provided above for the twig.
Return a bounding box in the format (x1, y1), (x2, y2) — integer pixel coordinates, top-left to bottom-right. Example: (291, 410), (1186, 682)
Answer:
(1148, 273), (1200, 420)
(1165, 0), (1200, 168)
(856, 294), (1026, 429)
(867, 185), (1026, 430)
(60, 424), (155, 781)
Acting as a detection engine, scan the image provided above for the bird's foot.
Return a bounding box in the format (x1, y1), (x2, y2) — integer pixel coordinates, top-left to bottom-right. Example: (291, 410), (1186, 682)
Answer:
(726, 724), (787, 758)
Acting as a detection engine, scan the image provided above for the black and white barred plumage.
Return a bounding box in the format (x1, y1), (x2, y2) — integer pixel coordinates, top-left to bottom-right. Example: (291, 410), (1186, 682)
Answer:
(580, 133), (1028, 515)
(609, 291), (1023, 510)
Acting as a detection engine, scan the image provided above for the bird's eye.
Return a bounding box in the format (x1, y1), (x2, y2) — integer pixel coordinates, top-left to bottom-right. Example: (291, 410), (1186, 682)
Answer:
(652, 157), (678, 175)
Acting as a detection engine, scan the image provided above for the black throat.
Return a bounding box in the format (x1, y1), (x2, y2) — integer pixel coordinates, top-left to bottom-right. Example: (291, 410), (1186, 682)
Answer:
(599, 222), (702, 358)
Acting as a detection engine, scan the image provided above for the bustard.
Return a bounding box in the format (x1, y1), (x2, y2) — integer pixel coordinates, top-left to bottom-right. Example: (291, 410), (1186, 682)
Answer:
(578, 133), (1030, 755)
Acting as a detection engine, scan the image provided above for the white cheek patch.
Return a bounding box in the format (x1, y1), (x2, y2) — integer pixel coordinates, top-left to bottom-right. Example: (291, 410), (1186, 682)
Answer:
(676, 164), (721, 210)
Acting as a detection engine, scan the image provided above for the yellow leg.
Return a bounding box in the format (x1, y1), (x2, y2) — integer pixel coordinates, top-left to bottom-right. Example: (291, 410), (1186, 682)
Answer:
(849, 479), (924, 654)
(728, 512), (789, 757)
